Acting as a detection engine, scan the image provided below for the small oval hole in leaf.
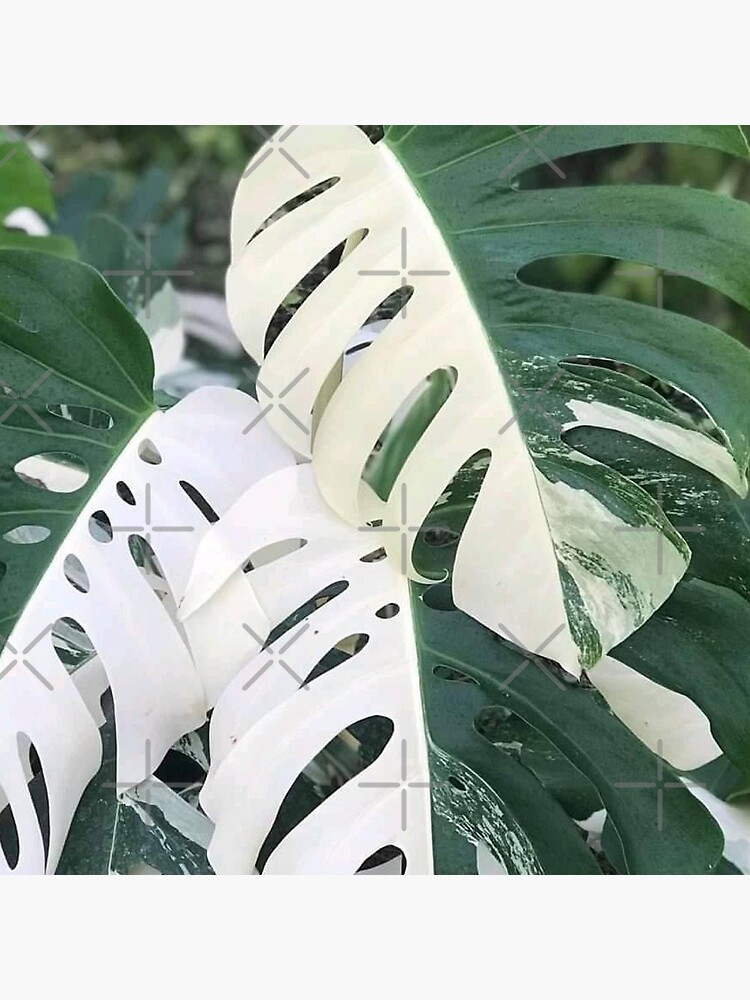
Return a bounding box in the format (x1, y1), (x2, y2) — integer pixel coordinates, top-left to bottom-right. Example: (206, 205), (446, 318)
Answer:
(138, 439), (162, 465)
(116, 481), (136, 506)
(360, 547), (387, 563)
(179, 480), (219, 523)
(47, 404), (113, 431)
(63, 554), (90, 593)
(375, 603), (400, 619)
(88, 511), (113, 543)
(15, 452), (89, 493)
(3, 525), (50, 545)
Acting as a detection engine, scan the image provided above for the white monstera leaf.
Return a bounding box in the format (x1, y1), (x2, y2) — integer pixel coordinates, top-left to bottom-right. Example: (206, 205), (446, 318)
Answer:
(178, 458), (741, 875)
(0, 252), (293, 874)
(0, 384), (295, 874)
(5, 130), (750, 876)
(225, 125), (750, 676)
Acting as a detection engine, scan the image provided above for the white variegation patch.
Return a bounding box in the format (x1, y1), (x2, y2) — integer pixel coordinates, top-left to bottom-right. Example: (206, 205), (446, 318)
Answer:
(535, 472), (688, 658)
(588, 655), (720, 770)
(564, 399), (747, 496)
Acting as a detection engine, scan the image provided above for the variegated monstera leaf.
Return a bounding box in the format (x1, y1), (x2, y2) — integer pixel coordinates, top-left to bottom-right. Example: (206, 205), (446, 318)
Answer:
(180, 460), (749, 874)
(225, 125), (750, 679)
(0, 252), (292, 873)
(5, 127), (750, 876)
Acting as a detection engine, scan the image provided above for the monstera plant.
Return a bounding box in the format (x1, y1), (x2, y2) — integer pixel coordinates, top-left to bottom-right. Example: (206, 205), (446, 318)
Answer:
(1, 125), (750, 875)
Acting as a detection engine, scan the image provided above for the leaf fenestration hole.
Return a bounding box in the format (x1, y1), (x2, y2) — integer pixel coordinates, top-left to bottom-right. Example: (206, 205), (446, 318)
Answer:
(0, 789), (19, 870)
(367, 366), (456, 502)
(128, 534), (174, 612)
(63, 554), (90, 593)
(300, 634), (371, 688)
(51, 617), (96, 674)
(17, 734), (50, 866)
(116, 481), (136, 506)
(375, 603), (400, 619)
(257, 715), (395, 873)
(363, 286), (415, 327)
(88, 511), (113, 543)
(357, 845), (407, 874)
(138, 439), (162, 465)
(247, 176), (341, 245)
(360, 547), (387, 563)
(559, 354), (724, 443)
(264, 231), (368, 356)
(46, 404), (113, 431)
(179, 480), (219, 524)
(14, 453), (89, 493)
(3, 525), (51, 545)
(245, 539), (307, 572)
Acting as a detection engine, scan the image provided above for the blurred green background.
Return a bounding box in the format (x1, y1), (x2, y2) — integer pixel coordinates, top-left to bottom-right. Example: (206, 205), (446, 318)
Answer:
(41, 125), (264, 293)
(7, 125), (750, 352)
(35, 125), (750, 342)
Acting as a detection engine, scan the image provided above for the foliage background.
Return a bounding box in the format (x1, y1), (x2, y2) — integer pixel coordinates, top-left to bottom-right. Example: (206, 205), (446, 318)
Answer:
(4, 126), (750, 874)
(29, 125), (750, 346)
